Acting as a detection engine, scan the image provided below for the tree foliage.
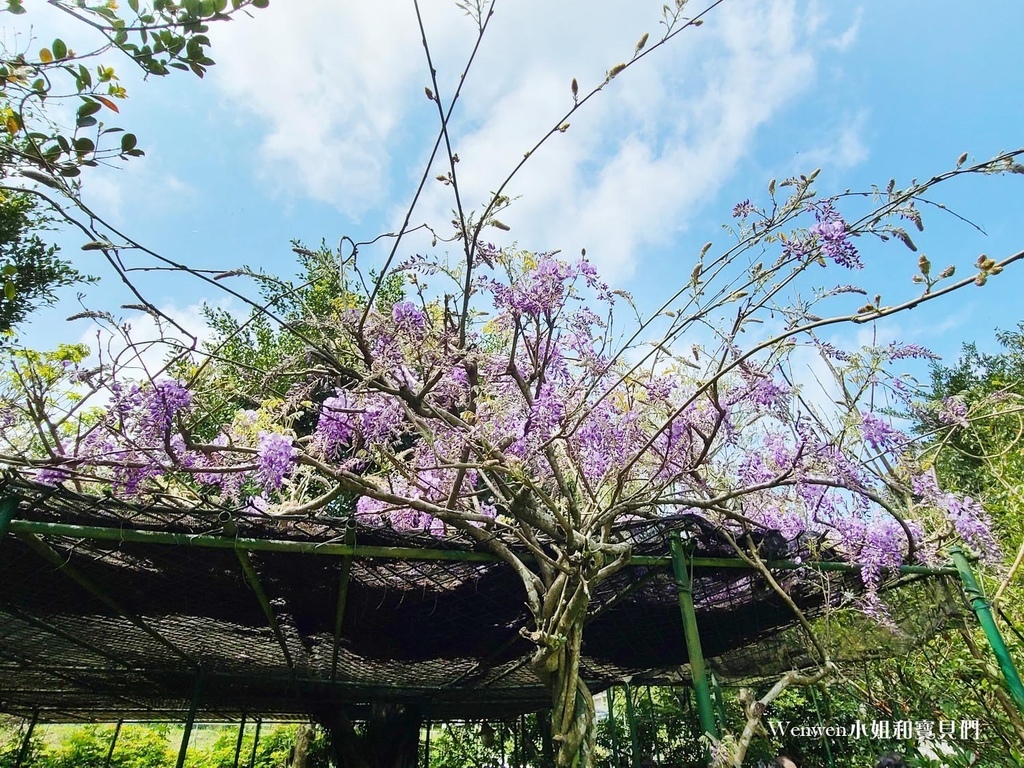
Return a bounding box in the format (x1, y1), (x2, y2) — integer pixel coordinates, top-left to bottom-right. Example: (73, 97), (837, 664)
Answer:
(1, 0), (266, 191)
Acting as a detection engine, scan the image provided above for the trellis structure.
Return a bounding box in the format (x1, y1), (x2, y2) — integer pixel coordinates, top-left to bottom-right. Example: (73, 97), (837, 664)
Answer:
(1, 474), (1021, 767)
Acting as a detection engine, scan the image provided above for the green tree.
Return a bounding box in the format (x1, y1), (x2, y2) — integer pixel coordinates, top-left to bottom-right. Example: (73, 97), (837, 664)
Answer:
(0, 189), (91, 336)
(1, 0), (268, 193)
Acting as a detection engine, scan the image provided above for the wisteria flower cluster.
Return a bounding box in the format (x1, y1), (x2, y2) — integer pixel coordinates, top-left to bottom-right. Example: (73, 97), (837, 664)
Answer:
(8, 236), (999, 605)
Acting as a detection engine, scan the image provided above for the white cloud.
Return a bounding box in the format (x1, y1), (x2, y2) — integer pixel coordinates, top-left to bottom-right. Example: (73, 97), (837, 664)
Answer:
(829, 6), (863, 51)
(207, 1), (861, 279)
(801, 111), (870, 171)
(79, 157), (197, 225)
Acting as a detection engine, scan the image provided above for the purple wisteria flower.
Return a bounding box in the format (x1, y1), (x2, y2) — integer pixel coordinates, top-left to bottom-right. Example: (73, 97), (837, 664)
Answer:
(315, 391), (356, 456)
(35, 465), (69, 486)
(732, 199), (756, 219)
(884, 341), (938, 361)
(809, 201), (861, 269)
(913, 469), (1000, 561)
(937, 396), (970, 428)
(860, 412), (907, 452)
(256, 431), (296, 490)
(391, 301), (426, 334)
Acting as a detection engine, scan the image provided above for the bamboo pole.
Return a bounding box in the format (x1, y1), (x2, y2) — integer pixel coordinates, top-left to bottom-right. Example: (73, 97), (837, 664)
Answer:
(951, 546), (1024, 716)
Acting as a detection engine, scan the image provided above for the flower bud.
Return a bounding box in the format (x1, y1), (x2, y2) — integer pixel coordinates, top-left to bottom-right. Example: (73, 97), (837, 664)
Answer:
(606, 63), (627, 80)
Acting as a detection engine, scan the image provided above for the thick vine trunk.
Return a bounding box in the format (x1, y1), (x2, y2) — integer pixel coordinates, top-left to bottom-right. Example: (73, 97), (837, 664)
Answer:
(290, 723), (315, 768)
(527, 575), (597, 768)
(319, 703), (422, 768)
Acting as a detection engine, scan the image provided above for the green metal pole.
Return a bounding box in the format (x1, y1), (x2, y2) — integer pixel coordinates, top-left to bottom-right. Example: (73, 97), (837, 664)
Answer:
(232, 714), (247, 768)
(4, 519), (961, 575)
(331, 521), (357, 681)
(15, 530), (198, 668)
(710, 673), (726, 737)
(103, 719), (123, 768)
(670, 532), (719, 745)
(607, 687), (622, 768)
(808, 686), (834, 768)
(0, 496), (17, 539)
(645, 686), (663, 767)
(175, 673), (203, 768)
(236, 549), (294, 671)
(951, 546), (1024, 716)
(248, 718), (262, 768)
(624, 683), (641, 768)
(13, 709), (37, 768)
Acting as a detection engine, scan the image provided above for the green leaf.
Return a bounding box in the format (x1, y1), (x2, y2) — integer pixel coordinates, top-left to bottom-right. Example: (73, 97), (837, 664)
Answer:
(77, 99), (102, 118)
(251, 0), (269, 8)
(4, 281), (15, 301)
(52, 39), (68, 60)
(120, 133), (137, 152)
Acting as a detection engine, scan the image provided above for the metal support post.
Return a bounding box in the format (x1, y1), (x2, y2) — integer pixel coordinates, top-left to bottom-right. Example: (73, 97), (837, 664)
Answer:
(14, 709), (38, 768)
(645, 686), (663, 766)
(624, 683), (641, 768)
(104, 720), (123, 768)
(0, 496), (17, 539)
(951, 546), (1024, 716)
(236, 549), (294, 671)
(15, 531), (197, 668)
(248, 718), (262, 768)
(670, 532), (719, 744)
(331, 520), (357, 681)
(232, 714), (247, 768)
(710, 673), (726, 733)
(607, 687), (622, 768)
(175, 673), (203, 768)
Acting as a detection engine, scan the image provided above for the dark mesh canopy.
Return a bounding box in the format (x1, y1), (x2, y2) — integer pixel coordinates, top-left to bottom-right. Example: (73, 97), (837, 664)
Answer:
(0, 475), (942, 723)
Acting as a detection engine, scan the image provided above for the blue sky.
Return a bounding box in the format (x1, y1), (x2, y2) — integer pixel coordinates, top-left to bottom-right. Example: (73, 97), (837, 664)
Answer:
(11, 0), (1024, 378)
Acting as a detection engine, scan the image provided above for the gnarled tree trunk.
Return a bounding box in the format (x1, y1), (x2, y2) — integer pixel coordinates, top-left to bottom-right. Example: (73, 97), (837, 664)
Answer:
(319, 703), (421, 768)
(289, 723), (315, 768)
(526, 572), (597, 768)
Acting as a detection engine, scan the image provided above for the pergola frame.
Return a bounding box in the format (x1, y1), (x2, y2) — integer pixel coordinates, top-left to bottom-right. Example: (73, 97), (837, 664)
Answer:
(2, 494), (1022, 768)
